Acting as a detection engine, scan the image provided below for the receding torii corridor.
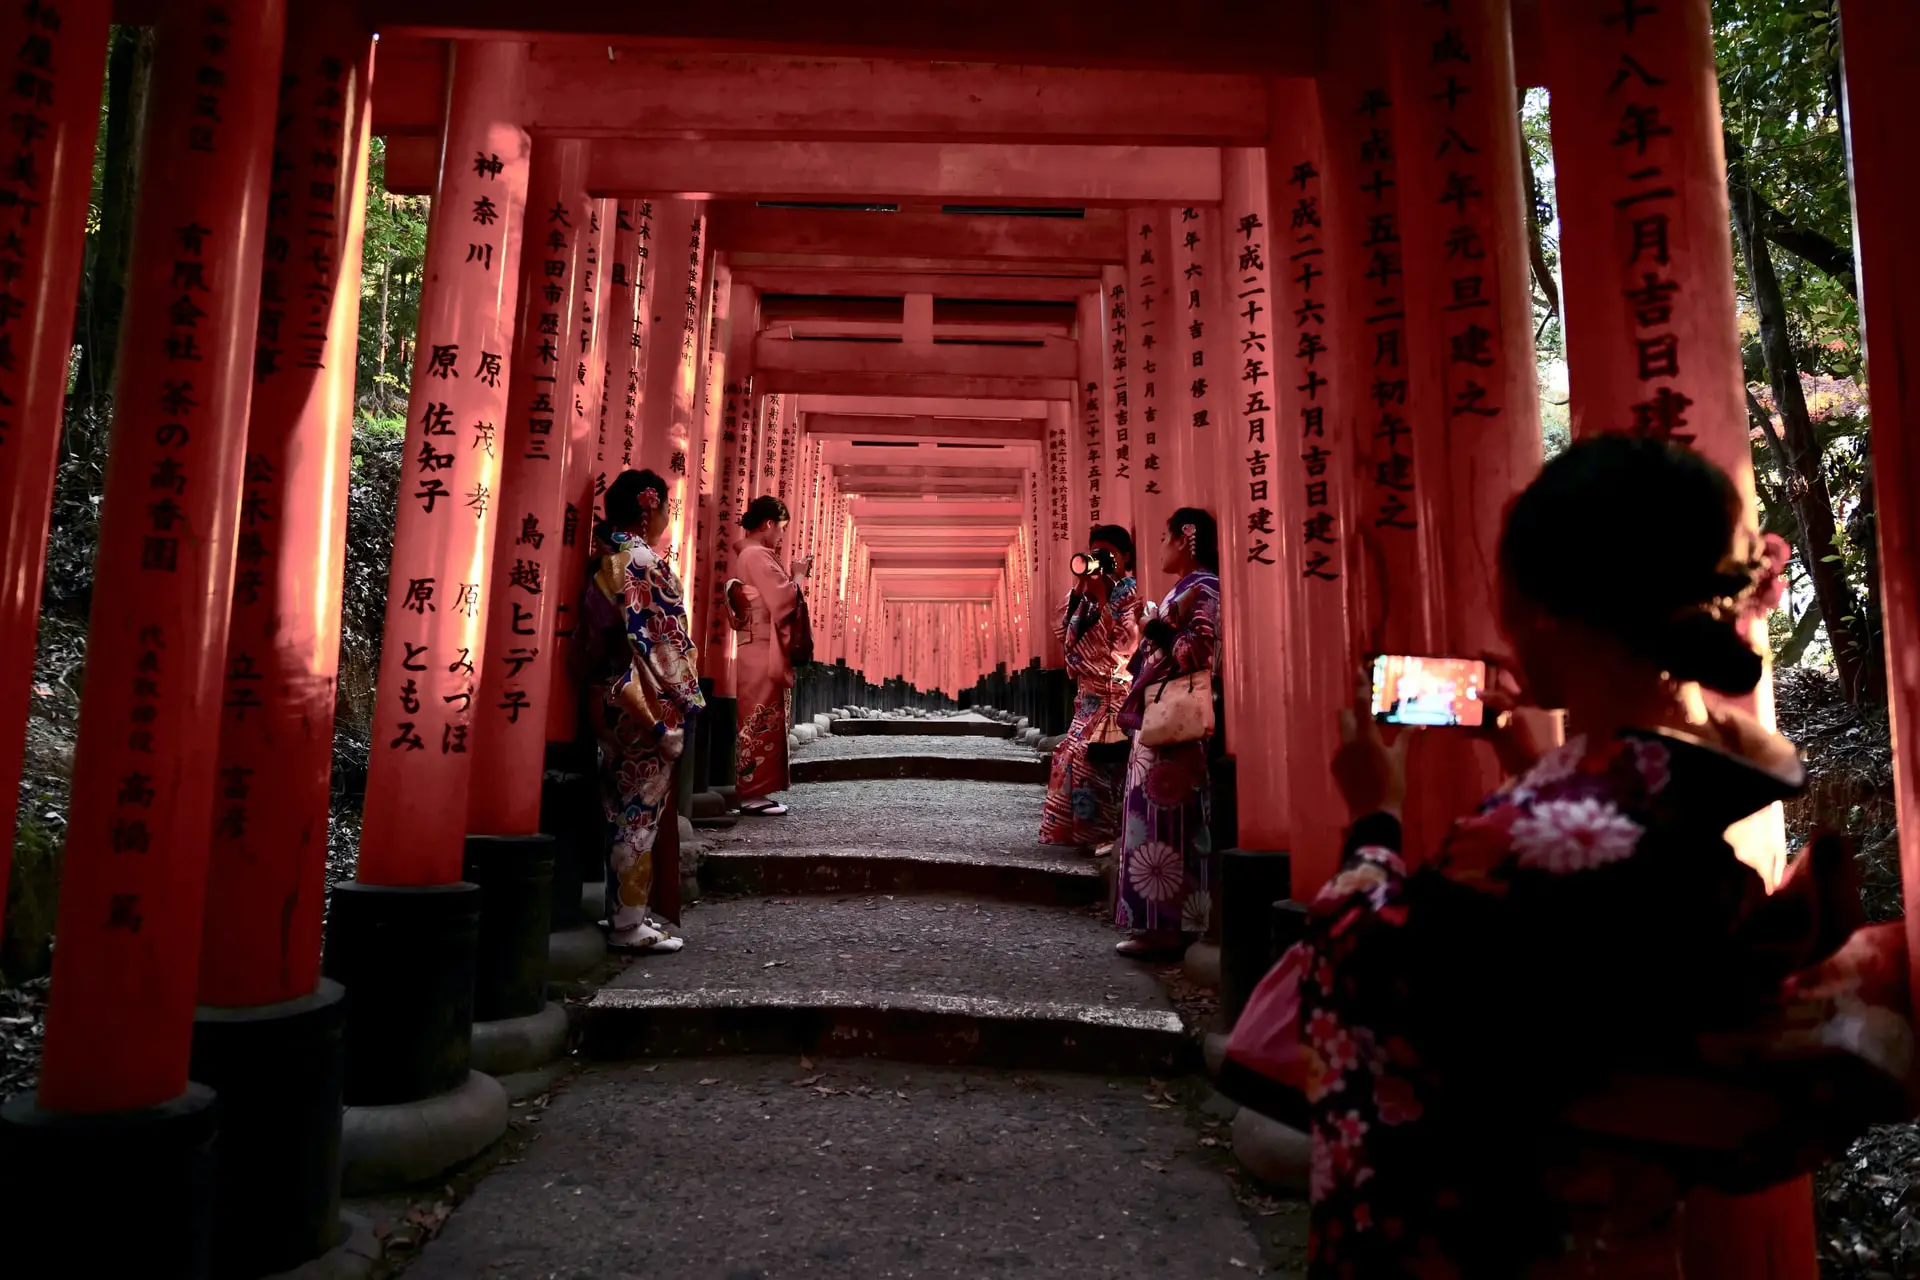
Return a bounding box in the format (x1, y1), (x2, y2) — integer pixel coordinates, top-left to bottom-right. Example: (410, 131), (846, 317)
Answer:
(1, 2), (1919, 1278)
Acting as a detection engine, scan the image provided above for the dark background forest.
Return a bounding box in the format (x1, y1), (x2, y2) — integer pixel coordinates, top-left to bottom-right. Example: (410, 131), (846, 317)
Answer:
(4, 4), (1913, 1272)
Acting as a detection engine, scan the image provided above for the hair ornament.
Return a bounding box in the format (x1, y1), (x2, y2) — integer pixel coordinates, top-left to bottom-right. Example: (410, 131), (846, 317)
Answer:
(1181, 523), (1197, 556)
(638, 488), (662, 513)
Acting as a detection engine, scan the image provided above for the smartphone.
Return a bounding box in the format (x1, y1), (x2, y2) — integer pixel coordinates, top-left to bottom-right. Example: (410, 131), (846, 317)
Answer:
(1370, 655), (1489, 728)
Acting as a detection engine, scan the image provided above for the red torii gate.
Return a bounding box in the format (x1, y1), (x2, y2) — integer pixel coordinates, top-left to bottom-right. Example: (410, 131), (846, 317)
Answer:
(0, 2), (1914, 1277)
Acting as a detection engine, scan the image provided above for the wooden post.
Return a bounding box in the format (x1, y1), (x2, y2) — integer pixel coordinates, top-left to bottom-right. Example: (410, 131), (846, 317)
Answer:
(0, 0), (109, 953)
(37, 0), (284, 1114)
(1100, 266), (1137, 543)
(356, 41), (529, 888)
(1125, 207), (1176, 601)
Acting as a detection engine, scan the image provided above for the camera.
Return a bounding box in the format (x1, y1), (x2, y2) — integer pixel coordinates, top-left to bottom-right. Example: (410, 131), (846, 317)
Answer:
(1070, 548), (1116, 578)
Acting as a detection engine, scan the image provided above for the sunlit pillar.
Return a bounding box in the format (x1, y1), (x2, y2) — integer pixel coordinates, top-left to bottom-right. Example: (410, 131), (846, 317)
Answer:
(1842, 0), (1920, 1030)
(1098, 267), (1137, 545)
(690, 260), (731, 654)
(4, 2), (283, 1268)
(1125, 208), (1176, 599)
(1268, 79), (1355, 897)
(1544, 0), (1807, 1270)
(325, 41), (527, 1187)
(0, 0), (108, 954)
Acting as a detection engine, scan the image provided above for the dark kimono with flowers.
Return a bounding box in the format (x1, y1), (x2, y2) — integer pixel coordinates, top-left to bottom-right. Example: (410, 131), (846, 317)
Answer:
(1296, 729), (1912, 1277)
(1039, 575), (1142, 847)
(1114, 569), (1220, 934)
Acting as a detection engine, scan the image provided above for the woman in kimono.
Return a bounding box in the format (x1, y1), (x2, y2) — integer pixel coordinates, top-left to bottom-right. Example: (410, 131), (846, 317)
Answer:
(730, 495), (811, 816)
(1295, 436), (1914, 1276)
(1113, 507), (1221, 961)
(1039, 524), (1142, 851)
(582, 469), (705, 954)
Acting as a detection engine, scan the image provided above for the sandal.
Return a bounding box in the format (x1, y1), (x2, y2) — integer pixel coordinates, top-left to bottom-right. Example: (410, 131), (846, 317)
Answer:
(738, 799), (789, 816)
(1114, 935), (1188, 964)
(608, 923), (685, 954)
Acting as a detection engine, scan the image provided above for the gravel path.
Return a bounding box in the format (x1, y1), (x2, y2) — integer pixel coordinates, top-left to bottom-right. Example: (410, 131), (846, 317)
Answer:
(405, 1058), (1273, 1280)
(712, 778), (1060, 861)
(797, 732), (1042, 761)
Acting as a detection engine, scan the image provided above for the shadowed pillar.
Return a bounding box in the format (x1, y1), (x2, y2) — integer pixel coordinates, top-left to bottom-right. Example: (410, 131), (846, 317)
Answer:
(1392, 0), (1543, 840)
(323, 39), (529, 1195)
(1099, 266), (1137, 543)
(690, 261), (731, 654)
(1544, 0), (1809, 1271)
(1125, 207), (1175, 601)
(2, 2), (283, 1270)
(189, 10), (370, 1273)
(1269, 78), (1355, 899)
(1076, 292), (1107, 535)
(0, 0), (108, 957)
(1043, 401), (1072, 668)
(636, 197), (705, 586)
(1841, 0), (1920, 1036)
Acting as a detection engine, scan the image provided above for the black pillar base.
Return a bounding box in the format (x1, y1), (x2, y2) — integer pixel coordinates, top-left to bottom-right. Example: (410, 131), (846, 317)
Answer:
(463, 834), (556, 1022)
(322, 881), (480, 1106)
(0, 1083), (218, 1277)
(540, 769), (598, 929)
(1219, 847), (1292, 1028)
(705, 693), (738, 788)
(190, 980), (347, 1278)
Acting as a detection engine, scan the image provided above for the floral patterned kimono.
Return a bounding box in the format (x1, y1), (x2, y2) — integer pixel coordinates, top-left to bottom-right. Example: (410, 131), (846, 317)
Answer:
(1040, 576), (1142, 848)
(582, 525), (705, 951)
(1114, 569), (1220, 935)
(1289, 718), (1914, 1277)
(732, 542), (800, 803)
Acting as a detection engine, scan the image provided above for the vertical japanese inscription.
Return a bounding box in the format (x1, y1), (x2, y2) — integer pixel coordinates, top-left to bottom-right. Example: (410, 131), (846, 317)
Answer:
(1235, 201), (1283, 571)
(1285, 159), (1339, 582)
(1350, 84), (1415, 535)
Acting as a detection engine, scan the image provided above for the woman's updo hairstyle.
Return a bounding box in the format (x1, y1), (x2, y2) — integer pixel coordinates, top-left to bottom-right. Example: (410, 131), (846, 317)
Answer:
(605, 468), (669, 529)
(740, 495), (790, 531)
(1088, 523), (1135, 568)
(1499, 435), (1763, 694)
(1168, 507), (1221, 573)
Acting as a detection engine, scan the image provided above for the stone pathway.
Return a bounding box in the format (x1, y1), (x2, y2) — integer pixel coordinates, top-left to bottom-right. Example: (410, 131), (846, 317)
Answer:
(399, 719), (1306, 1278)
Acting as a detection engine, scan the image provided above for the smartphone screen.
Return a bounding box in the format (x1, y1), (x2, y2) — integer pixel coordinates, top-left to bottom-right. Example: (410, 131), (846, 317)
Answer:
(1370, 655), (1489, 728)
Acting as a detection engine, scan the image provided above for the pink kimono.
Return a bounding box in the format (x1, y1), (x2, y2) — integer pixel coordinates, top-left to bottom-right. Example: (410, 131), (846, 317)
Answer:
(732, 542), (800, 802)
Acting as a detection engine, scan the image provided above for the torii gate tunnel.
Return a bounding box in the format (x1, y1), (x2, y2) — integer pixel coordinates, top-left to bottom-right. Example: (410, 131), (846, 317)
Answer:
(1, 1), (1918, 1276)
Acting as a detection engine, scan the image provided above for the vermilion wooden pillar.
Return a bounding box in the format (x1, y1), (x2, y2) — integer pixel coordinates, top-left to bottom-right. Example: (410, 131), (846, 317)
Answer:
(33, 0), (283, 1116)
(1544, 1), (1809, 1272)
(637, 199), (706, 586)
(189, 19), (371, 1268)
(1099, 267), (1137, 543)
(1392, 0), (1542, 835)
(1269, 79), (1354, 897)
(690, 260), (731, 652)
(705, 282), (758, 695)
(1125, 208), (1175, 600)
(1077, 292), (1108, 534)
(1219, 146), (1292, 860)
(1321, 0), (1444, 858)
(200, 8), (372, 1008)
(545, 197), (620, 750)
(0, 0), (108, 955)
(356, 42), (529, 887)
(1043, 402), (1073, 667)
(1842, 0), (1920, 1036)
(466, 138), (590, 839)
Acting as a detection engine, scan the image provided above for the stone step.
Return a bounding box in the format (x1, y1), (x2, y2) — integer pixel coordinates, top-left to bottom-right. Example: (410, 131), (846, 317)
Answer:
(402, 1058), (1279, 1280)
(583, 894), (1186, 1075)
(792, 754), (1048, 784)
(701, 843), (1103, 905)
(831, 717), (1016, 738)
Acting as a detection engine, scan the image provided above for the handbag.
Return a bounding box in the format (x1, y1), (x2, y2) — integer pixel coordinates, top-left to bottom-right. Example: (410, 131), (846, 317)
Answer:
(1085, 706), (1130, 766)
(788, 587), (815, 667)
(1217, 943), (1311, 1131)
(1137, 669), (1214, 747)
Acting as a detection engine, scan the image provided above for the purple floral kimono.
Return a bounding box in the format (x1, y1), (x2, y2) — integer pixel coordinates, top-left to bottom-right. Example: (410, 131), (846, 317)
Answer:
(1113, 569), (1220, 934)
(1040, 575), (1142, 848)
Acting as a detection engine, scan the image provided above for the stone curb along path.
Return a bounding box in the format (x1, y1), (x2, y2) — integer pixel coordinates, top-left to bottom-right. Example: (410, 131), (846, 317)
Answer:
(395, 714), (1307, 1279)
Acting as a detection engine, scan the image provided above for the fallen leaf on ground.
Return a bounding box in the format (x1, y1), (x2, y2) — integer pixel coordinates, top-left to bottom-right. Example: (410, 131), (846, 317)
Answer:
(791, 1074), (822, 1087)
(699, 1077), (720, 1086)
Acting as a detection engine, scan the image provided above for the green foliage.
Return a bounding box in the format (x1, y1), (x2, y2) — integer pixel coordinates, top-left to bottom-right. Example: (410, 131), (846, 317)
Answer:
(356, 138), (431, 418)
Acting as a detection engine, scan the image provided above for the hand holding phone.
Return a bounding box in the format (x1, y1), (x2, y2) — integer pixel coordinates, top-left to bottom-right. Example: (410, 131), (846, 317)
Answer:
(1369, 655), (1490, 729)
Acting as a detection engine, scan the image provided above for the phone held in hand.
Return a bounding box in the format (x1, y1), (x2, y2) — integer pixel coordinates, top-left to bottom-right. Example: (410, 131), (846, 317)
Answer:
(1370, 654), (1490, 728)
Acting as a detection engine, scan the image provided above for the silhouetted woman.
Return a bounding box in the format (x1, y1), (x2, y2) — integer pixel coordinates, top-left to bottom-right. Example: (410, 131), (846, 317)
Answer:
(1113, 508), (1221, 960)
(1040, 524), (1143, 851)
(582, 469), (704, 953)
(730, 495), (811, 817)
(1297, 436), (1913, 1276)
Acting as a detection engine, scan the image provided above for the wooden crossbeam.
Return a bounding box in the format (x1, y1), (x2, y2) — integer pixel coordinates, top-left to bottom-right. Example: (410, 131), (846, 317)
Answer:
(709, 204), (1127, 264)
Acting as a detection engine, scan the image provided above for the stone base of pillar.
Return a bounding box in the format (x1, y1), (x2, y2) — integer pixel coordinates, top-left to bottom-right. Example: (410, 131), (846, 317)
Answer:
(539, 767), (599, 930)
(470, 1000), (569, 1079)
(548, 922), (608, 988)
(339, 1071), (506, 1196)
(0, 1083), (218, 1276)
(704, 694), (739, 787)
(1230, 1106), (1310, 1193)
(462, 835), (556, 1023)
(1218, 848), (1292, 1030)
(323, 881), (480, 1108)
(689, 788), (729, 819)
(190, 981), (348, 1279)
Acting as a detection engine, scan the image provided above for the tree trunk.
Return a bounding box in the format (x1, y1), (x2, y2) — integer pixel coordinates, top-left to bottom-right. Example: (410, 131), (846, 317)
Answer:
(1777, 595), (1824, 669)
(1729, 163), (1881, 704)
(71, 25), (153, 418)
(376, 258), (392, 414)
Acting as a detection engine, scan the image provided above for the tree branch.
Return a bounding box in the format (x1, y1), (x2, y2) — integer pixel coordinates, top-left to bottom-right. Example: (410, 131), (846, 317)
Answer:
(1724, 131), (1857, 298)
